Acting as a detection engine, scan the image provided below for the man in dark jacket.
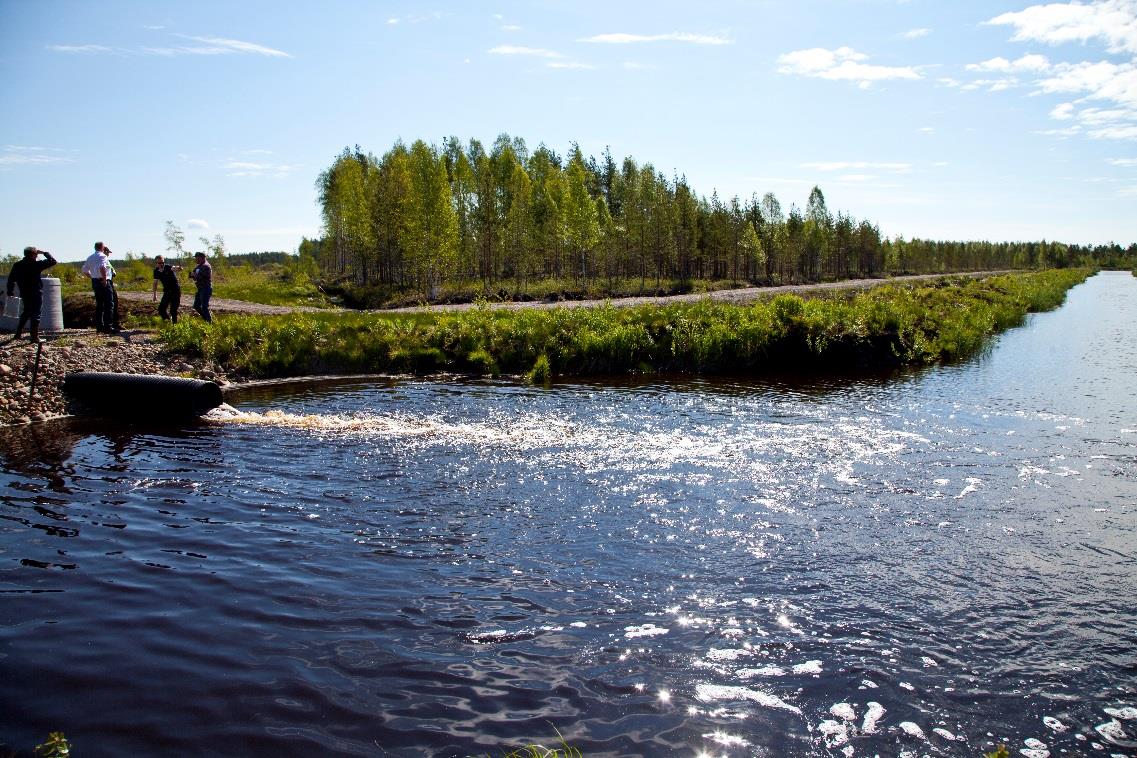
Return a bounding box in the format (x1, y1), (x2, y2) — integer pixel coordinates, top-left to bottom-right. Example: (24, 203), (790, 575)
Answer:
(5, 246), (57, 342)
(152, 254), (182, 323)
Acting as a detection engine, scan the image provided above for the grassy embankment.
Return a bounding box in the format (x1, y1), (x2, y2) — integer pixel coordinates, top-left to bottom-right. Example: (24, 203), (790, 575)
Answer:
(159, 269), (1091, 381)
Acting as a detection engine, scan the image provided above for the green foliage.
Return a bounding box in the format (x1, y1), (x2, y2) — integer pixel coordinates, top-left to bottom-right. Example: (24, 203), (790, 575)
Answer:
(314, 135), (1129, 303)
(34, 732), (70, 758)
(159, 269), (1090, 379)
(526, 353), (552, 385)
(984, 745), (1009, 758)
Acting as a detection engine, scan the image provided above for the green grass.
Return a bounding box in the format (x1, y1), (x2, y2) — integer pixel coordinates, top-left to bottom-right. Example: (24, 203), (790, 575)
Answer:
(158, 269), (1091, 380)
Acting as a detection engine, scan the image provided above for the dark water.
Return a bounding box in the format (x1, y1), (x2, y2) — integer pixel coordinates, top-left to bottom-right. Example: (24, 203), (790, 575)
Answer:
(2, 272), (1136, 757)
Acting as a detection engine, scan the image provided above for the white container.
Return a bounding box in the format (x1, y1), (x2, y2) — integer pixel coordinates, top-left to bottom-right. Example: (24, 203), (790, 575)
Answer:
(1, 276), (65, 333)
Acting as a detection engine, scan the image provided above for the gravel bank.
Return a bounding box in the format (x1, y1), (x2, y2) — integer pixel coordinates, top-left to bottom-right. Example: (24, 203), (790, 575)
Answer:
(0, 329), (227, 427)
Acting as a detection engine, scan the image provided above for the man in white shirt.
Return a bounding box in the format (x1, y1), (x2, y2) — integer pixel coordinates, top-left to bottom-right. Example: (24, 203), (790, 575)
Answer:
(81, 241), (114, 333)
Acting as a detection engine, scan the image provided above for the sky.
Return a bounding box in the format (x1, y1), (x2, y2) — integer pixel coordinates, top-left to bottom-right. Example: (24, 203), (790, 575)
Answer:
(1, 0), (1135, 262)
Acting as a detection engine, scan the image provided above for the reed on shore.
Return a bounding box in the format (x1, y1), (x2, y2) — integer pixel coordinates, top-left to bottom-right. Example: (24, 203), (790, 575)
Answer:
(159, 269), (1092, 380)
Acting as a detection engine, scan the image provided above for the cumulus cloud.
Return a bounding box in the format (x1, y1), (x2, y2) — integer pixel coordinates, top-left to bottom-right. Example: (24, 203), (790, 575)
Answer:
(966, 54), (1052, 73)
(985, 0), (1137, 55)
(579, 32), (732, 45)
(186, 219), (210, 230)
(777, 47), (921, 88)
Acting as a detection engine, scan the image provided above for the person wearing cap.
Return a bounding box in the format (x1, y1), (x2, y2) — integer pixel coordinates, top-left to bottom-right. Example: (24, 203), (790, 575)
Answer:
(5, 246), (57, 342)
(189, 251), (213, 322)
(80, 241), (115, 333)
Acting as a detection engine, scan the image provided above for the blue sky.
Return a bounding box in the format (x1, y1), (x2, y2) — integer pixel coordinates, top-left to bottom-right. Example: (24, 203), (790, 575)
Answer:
(1, 0), (1135, 262)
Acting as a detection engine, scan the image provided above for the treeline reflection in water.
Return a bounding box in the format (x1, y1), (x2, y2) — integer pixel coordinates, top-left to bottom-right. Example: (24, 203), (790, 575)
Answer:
(1, 272), (1136, 757)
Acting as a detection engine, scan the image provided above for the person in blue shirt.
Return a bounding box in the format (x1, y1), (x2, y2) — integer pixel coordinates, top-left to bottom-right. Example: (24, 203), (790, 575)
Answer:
(5, 246), (57, 342)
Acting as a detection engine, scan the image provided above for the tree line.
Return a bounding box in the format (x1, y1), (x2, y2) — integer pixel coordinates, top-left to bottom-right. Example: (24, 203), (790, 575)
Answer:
(310, 134), (1134, 297)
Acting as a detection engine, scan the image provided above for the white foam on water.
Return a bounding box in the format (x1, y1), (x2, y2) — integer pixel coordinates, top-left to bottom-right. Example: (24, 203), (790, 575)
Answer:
(737, 666), (786, 678)
(1020, 750), (1049, 758)
(792, 660), (823, 675)
(818, 719), (849, 748)
(1104, 706), (1137, 720)
(898, 721), (926, 740)
(830, 702), (856, 721)
(1042, 716), (1067, 732)
(624, 623), (669, 639)
(955, 477), (982, 498)
(1095, 719), (1128, 743)
(705, 648), (750, 662)
(862, 702), (886, 734)
(921, 656), (939, 668)
(694, 684), (802, 714)
(1023, 737), (1048, 750)
(860, 679), (878, 689)
(899, 681), (915, 691)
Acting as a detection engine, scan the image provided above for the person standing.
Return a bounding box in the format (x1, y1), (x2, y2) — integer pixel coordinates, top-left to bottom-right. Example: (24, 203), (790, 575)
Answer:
(80, 242), (113, 333)
(190, 251), (212, 323)
(152, 255), (182, 323)
(5, 246), (57, 342)
(106, 257), (122, 332)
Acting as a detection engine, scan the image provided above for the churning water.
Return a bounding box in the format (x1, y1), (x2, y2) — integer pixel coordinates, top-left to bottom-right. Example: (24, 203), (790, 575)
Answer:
(2, 272), (1135, 757)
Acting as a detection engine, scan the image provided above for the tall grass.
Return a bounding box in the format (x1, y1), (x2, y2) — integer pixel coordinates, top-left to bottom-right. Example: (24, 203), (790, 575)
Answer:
(160, 269), (1091, 380)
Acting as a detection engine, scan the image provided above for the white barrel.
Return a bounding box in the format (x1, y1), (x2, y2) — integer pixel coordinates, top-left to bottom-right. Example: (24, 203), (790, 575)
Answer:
(40, 278), (65, 332)
(0, 276), (65, 333)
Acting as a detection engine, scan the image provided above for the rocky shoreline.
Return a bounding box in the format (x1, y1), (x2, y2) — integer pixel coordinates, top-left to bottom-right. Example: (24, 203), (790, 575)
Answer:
(0, 329), (228, 427)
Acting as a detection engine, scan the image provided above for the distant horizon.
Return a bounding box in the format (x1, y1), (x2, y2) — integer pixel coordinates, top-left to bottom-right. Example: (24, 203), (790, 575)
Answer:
(2, 1), (1135, 262)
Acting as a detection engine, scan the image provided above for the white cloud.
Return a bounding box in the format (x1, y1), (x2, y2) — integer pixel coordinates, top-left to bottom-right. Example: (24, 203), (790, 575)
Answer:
(917, 126), (935, 133)
(1109, 157), (1137, 165)
(47, 44), (117, 54)
(579, 32), (732, 45)
(171, 35), (291, 57)
(186, 219), (210, 230)
(902, 28), (931, 39)
(58, 33), (292, 58)
(837, 173), (879, 182)
(489, 45), (563, 58)
(966, 54), (1051, 73)
(1034, 125), (1084, 136)
(1036, 60), (1137, 107)
(386, 17), (398, 25)
(547, 61), (595, 70)
(777, 47), (921, 88)
(1051, 102), (1077, 118)
(1089, 123), (1137, 138)
(801, 161), (912, 172)
(502, 24), (522, 32)
(0, 145), (74, 167)
(985, 0), (1137, 55)
(223, 159), (299, 178)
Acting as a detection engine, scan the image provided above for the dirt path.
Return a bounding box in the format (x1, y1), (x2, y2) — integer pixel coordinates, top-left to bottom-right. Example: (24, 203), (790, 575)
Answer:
(116, 271), (1012, 316)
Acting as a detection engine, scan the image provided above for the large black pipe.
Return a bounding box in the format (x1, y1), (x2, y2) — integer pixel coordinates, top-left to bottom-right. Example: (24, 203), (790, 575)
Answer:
(64, 372), (224, 419)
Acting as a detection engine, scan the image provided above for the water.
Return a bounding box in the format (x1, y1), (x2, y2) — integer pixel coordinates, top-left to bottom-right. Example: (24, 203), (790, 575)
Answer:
(2, 272), (1135, 757)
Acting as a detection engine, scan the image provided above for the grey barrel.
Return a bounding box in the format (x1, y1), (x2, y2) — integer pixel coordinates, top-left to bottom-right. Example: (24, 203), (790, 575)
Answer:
(63, 372), (224, 418)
